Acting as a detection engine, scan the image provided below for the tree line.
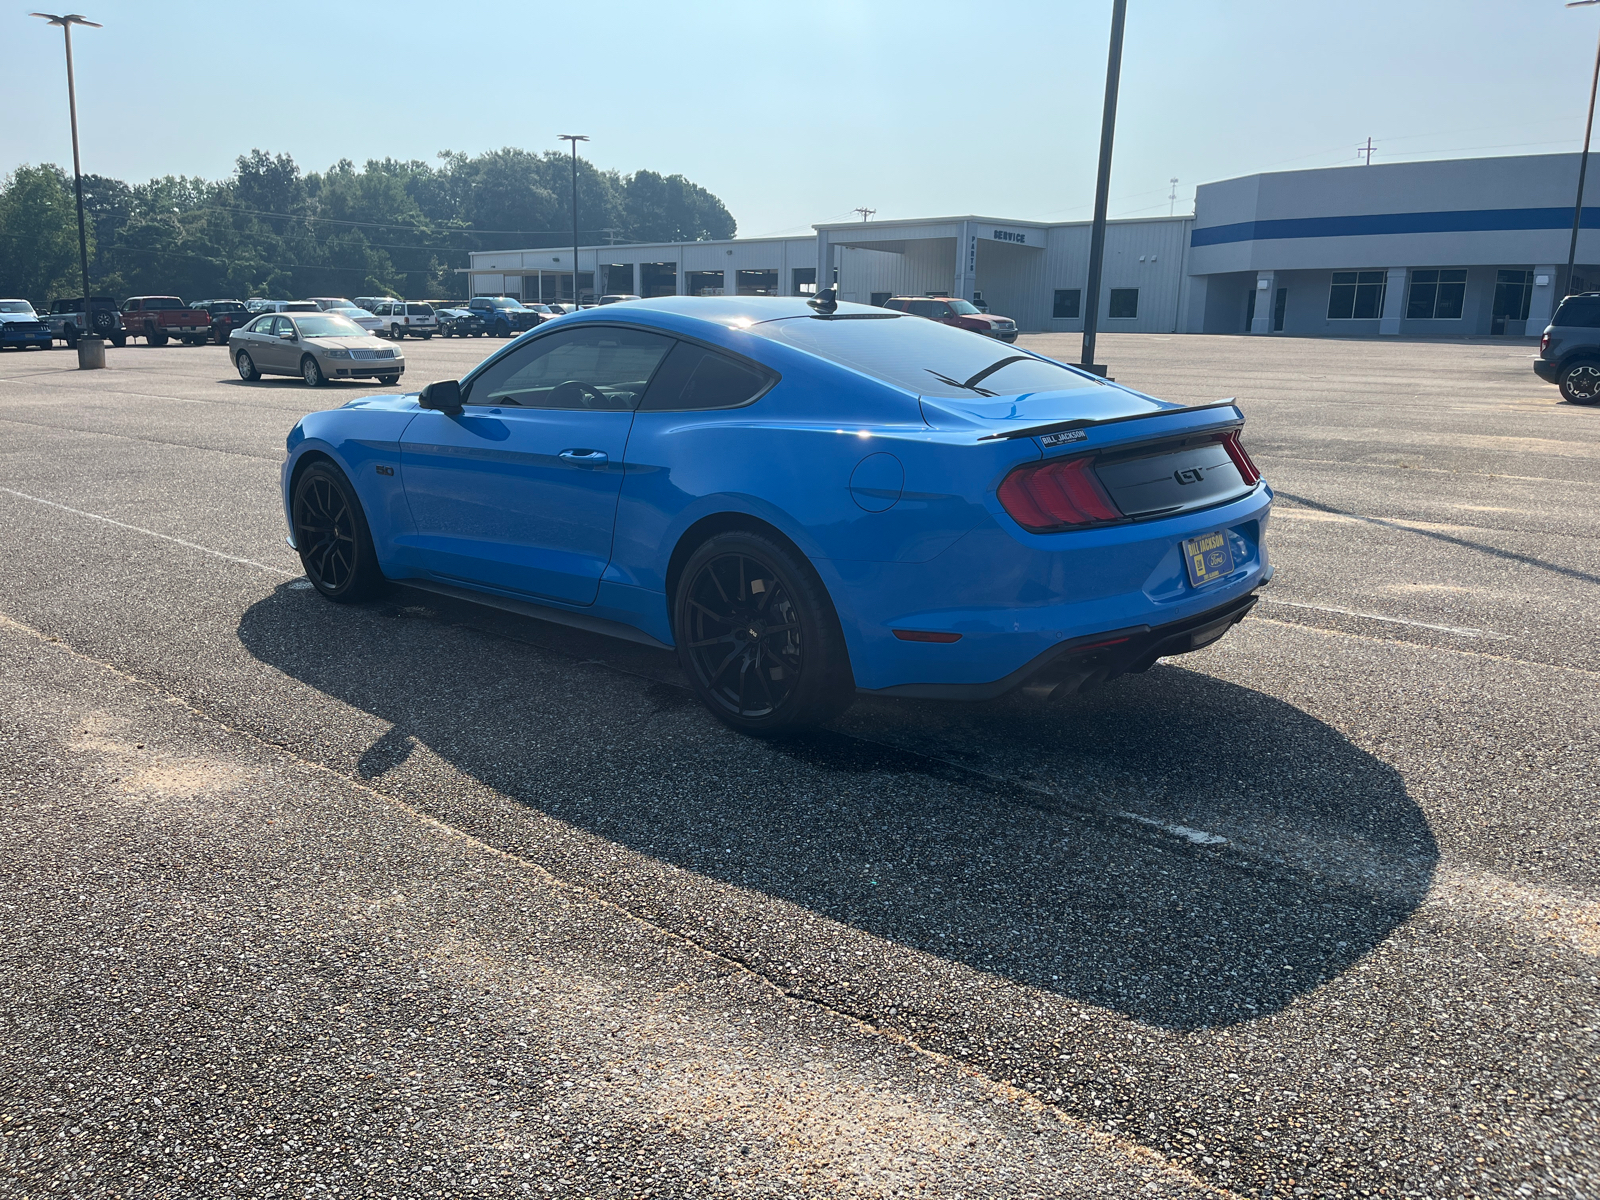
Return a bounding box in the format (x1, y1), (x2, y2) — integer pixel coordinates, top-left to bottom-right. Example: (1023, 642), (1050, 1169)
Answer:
(0, 147), (737, 306)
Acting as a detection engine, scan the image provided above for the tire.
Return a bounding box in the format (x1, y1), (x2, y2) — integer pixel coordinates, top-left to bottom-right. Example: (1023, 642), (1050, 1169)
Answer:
(673, 530), (855, 736)
(149, 329), (169, 347)
(301, 355), (326, 387)
(495, 321), (510, 339)
(291, 461), (384, 603)
(377, 374), (399, 386)
(390, 325), (404, 340)
(109, 333), (126, 348)
(421, 332), (433, 340)
(214, 326), (229, 345)
(235, 350), (259, 381)
(65, 329), (79, 350)
(1558, 360), (1600, 404)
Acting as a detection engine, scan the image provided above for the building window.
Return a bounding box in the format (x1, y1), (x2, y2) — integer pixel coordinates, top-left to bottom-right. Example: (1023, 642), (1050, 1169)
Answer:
(792, 267), (816, 296)
(1327, 270), (1387, 320)
(1108, 288), (1138, 319)
(1053, 289), (1081, 319)
(1406, 269), (1467, 320)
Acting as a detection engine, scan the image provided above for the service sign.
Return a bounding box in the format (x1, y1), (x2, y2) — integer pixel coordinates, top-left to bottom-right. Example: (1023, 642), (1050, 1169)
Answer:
(978, 227), (1038, 246)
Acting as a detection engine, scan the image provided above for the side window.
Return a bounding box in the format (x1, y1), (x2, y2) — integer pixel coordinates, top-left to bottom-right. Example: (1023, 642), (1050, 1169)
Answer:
(123, 299), (141, 313)
(639, 341), (775, 412)
(465, 325), (675, 411)
(932, 302), (954, 318)
(269, 316), (288, 336)
(907, 300), (940, 318)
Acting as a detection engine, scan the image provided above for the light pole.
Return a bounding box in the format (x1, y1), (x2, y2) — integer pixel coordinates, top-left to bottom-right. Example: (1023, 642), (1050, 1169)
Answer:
(1080, 0), (1127, 377)
(559, 134), (588, 306)
(1566, 1), (1600, 297)
(32, 11), (103, 368)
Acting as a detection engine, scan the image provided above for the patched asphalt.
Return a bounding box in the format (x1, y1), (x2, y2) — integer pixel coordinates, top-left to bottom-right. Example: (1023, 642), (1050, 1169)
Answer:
(0, 332), (1595, 1199)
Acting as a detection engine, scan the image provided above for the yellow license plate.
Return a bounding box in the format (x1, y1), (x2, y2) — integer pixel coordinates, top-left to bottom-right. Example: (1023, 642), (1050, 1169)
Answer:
(1182, 529), (1234, 587)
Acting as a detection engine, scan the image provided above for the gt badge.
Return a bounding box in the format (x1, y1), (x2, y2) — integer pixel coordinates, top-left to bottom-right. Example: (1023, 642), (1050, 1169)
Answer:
(375, 464), (394, 476)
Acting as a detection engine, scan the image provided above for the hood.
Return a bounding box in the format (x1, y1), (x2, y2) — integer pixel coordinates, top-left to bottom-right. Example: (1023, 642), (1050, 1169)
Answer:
(920, 384), (1177, 434)
(307, 335), (400, 352)
(340, 393), (420, 412)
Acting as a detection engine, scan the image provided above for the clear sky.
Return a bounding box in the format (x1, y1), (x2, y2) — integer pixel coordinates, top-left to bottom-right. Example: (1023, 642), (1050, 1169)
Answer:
(4, 0), (1598, 236)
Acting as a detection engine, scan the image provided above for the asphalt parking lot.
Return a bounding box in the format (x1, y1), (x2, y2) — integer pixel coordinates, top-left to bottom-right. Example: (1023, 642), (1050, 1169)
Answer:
(0, 330), (1595, 1199)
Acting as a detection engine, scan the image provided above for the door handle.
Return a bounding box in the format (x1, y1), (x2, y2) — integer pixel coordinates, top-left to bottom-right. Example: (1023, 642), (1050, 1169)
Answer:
(558, 448), (608, 467)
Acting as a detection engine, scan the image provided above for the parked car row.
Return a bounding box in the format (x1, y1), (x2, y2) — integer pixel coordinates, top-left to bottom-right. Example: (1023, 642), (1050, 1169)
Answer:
(10, 290), (587, 350)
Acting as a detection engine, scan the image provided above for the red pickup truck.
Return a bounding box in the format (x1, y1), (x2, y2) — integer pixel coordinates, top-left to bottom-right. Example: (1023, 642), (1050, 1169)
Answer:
(119, 296), (213, 346)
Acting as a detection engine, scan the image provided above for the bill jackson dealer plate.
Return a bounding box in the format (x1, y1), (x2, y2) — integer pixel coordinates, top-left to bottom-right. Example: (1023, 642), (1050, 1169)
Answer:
(1182, 529), (1234, 587)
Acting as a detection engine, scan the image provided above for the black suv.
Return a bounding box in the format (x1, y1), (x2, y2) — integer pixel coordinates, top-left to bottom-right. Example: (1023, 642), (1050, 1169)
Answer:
(1533, 292), (1600, 403)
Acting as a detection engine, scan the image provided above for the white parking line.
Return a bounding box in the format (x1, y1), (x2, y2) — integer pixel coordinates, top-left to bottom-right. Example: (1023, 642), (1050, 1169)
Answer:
(1255, 594), (1499, 639)
(0, 487), (299, 577)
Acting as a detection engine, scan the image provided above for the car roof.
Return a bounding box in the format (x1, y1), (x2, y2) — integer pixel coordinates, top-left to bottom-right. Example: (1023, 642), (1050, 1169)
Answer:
(554, 296), (905, 341)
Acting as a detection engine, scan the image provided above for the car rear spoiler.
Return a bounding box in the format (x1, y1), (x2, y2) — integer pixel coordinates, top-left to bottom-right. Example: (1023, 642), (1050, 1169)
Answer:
(975, 399), (1241, 442)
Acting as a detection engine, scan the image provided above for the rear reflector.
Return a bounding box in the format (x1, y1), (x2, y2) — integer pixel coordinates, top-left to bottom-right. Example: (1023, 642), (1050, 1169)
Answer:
(997, 456), (1122, 532)
(893, 629), (962, 643)
(1221, 430), (1261, 486)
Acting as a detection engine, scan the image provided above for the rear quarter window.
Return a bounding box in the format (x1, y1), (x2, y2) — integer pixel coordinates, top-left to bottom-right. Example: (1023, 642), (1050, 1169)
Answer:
(638, 342), (775, 411)
(1554, 297), (1600, 328)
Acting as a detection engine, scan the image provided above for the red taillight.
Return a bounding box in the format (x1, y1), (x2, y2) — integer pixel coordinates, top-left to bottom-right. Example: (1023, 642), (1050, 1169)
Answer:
(997, 456), (1122, 531)
(1221, 430), (1261, 486)
(1540, 331), (1550, 354)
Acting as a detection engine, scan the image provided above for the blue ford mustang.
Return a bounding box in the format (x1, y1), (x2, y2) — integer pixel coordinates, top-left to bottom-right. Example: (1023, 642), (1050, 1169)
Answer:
(281, 294), (1272, 733)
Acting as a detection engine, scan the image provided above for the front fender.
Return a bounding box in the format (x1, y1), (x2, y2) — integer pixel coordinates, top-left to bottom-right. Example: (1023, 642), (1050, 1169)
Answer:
(281, 405), (420, 567)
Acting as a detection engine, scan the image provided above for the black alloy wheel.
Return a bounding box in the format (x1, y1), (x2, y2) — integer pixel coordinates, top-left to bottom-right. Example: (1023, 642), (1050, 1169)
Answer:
(674, 531), (854, 735)
(1559, 361), (1600, 404)
(291, 462), (382, 602)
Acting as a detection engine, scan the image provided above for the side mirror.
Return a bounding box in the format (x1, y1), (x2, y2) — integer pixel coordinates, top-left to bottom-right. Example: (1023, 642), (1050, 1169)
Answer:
(419, 379), (463, 413)
(278, 330), (296, 341)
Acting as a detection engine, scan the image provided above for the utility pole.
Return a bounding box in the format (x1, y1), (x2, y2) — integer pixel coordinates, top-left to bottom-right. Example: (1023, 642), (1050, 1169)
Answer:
(1168, 177), (1179, 216)
(852, 207), (876, 222)
(32, 11), (103, 369)
(1080, 0), (1127, 377)
(1357, 137), (1375, 165)
(1566, 1), (1600, 296)
(558, 134), (589, 305)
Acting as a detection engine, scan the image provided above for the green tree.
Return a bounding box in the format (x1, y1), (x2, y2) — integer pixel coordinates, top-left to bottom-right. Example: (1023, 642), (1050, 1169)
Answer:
(622, 170), (736, 243)
(0, 164), (86, 306)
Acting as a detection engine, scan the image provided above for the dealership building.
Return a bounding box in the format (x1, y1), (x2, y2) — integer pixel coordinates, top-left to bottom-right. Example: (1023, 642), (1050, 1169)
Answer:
(466, 153), (1600, 338)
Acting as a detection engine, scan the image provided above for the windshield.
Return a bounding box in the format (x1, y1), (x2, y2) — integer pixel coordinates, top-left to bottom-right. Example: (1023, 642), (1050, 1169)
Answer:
(333, 306), (373, 318)
(291, 314), (365, 338)
(317, 298), (353, 309)
(948, 300), (981, 315)
(0, 301), (35, 314)
(751, 312), (1091, 398)
(485, 297), (520, 309)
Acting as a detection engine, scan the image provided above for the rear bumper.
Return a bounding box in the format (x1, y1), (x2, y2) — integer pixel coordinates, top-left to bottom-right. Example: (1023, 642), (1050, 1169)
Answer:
(1533, 357), (1559, 383)
(859, 586), (1263, 701)
(821, 484), (1273, 693)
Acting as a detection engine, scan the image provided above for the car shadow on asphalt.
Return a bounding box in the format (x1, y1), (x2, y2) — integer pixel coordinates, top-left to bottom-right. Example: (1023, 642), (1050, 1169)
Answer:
(237, 582), (1437, 1032)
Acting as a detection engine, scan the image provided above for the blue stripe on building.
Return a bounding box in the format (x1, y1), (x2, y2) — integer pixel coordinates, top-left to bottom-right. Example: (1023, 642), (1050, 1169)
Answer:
(1190, 206), (1600, 248)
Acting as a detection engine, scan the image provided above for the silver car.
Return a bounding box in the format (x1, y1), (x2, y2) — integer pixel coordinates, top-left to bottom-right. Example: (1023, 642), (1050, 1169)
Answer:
(229, 312), (405, 387)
